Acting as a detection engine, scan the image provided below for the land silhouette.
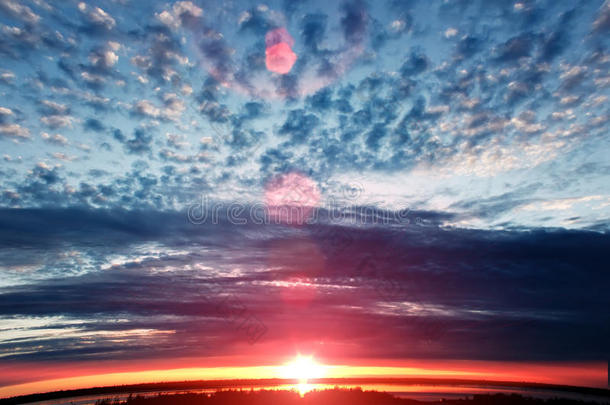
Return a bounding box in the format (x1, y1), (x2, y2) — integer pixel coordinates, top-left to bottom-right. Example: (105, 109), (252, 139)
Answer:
(92, 389), (608, 405)
(1, 379), (609, 405)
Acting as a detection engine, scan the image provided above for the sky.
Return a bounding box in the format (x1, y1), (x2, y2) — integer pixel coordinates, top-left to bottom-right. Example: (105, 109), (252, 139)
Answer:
(0, 0), (609, 397)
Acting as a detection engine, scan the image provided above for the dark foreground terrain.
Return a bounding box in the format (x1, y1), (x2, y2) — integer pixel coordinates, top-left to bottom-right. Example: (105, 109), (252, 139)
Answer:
(2, 380), (609, 405)
(95, 389), (609, 405)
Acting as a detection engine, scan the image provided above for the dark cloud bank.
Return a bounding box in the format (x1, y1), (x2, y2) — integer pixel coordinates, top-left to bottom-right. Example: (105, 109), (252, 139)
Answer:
(0, 207), (607, 373)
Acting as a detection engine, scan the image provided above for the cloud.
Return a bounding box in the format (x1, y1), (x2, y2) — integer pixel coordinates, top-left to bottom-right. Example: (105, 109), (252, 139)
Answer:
(0, 207), (607, 365)
(454, 35), (483, 59)
(161, 93), (186, 121)
(124, 128), (153, 155)
(0, 0), (607, 286)
(237, 7), (272, 35)
(31, 162), (61, 184)
(77, 2), (116, 33)
(133, 100), (162, 119)
(130, 26), (188, 84)
(518, 195), (606, 212)
(0, 106), (13, 122)
(39, 100), (69, 115)
(83, 118), (106, 133)
(165, 133), (190, 149)
(197, 33), (234, 83)
(0, 123), (29, 139)
(156, 1), (202, 30)
(80, 71), (106, 89)
(82, 92), (111, 112)
(538, 9), (577, 62)
(300, 13), (327, 52)
(493, 33), (536, 63)
(51, 152), (77, 162)
(88, 43), (120, 70)
(444, 27), (458, 38)
(278, 109), (320, 144)
(340, 0), (367, 44)
(400, 49), (429, 76)
(0, 70), (15, 84)
(592, 0), (610, 33)
(159, 149), (206, 164)
(40, 115), (73, 129)
(131, 95), (185, 122)
(0, 0), (40, 24)
(306, 88), (333, 112)
(365, 123), (387, 151)
(37, 100), (75, 129)
(559, 65), (588, 90)
(41, 132), (68, 145)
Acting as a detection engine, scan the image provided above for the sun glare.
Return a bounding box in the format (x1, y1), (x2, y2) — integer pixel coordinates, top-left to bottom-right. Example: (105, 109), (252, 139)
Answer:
(279, 355), (327, 397)
(280, 355), (326, 382)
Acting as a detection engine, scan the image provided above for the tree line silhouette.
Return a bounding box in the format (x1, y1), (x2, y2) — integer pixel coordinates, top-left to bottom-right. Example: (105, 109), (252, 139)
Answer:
(95, 388), (607, 405)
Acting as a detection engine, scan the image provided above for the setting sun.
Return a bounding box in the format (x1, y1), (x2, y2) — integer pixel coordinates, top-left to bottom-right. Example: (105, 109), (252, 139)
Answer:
(280, 355), (327, 383)
(1, 0), (609, 404)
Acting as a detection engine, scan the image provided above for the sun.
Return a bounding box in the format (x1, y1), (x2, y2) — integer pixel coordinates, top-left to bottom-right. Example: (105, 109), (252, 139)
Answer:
(280, 354), (326, 383)
(279, 355), (327, 397)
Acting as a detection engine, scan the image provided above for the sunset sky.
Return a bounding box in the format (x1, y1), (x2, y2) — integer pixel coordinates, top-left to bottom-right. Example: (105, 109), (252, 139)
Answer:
(1, 0), (609, 398)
